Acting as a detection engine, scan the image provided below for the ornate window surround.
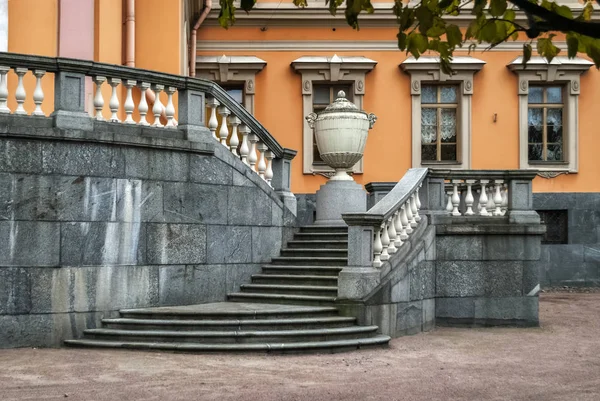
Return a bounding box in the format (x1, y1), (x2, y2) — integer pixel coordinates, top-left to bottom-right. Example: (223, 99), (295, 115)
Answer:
(400, 56), (485, 170)
(291, 55), (377, 175)
(195, 55), (267, 114)
(507, 56), (592, 175)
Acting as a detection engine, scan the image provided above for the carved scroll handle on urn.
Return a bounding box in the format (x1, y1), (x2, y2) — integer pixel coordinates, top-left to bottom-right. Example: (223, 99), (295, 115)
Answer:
(306, 112), (317, 129)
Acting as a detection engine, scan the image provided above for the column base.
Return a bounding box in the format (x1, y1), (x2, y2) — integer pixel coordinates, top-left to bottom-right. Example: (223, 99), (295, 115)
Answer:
(314, 180), (367, 226)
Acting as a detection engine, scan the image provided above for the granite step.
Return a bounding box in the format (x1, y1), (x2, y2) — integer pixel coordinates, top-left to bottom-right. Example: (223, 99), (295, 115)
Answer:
(298, 226), (348, 234)
(64, 335), (391, 354)
(81, 325), (379, 344)
(240, 283), (337, 297)
(269, 256), (347, 266)
(228, 292), (336, 306)
(119, 303), (340, 320)
(101, 316), (357, 331)
(260, 265), (344, 276)
(286, 240), (348, 249)
(293, 233), (348, 241)
(279, 248), (348, 258)
(251, 274), (338, 286)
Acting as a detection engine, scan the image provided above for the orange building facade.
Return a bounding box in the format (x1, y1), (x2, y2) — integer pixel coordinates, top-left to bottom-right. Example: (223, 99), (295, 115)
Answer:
(3, 0), (599, 286)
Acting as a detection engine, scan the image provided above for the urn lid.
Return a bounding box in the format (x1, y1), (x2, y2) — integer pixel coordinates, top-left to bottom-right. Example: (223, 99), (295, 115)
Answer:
(320, 91), (363, 114)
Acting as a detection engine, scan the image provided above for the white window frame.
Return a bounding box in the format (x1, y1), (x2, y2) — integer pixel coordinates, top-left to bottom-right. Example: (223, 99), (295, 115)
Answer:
(291, 55), (377, 176)
(400, 56), (485, 169)
(195, 55), (267, 115)
(508, 56), (592, 174)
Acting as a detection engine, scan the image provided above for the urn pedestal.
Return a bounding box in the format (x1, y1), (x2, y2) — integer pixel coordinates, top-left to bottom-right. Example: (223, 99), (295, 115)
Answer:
(306, 91), (377, 226)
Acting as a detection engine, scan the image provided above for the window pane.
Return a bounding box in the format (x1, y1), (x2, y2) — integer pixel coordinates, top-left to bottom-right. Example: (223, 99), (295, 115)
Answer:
(440, 86), (457, 103)
(421, 85), (436, 103)
(314, 86), (331, 105)
(421, 145), (437, 161)
(528, 108), (543, 127)
(440, 108), (456, 142)
(440, 145), (457, 161)
(547, 108), (563, 143)
(528, 144), (543, 161)
(528, 87), (543, 103)
(421, 108), (437, 125)
(547, 87), (562, 103)
(226, 88), (243, 104)
(422, 125), (437, 144)
(528, 125), (543, 143)
(547, 144), (563, 161)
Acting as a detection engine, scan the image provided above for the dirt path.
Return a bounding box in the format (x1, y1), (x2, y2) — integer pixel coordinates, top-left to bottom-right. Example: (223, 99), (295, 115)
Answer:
(1, 293), (599, 401)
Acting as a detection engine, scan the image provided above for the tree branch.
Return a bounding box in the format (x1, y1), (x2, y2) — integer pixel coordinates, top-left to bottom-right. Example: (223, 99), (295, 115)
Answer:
(509, 0), (600, 38)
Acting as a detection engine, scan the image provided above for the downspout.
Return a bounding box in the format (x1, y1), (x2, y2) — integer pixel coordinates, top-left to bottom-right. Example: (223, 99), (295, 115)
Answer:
(125, 0), (135, 67)
(189, 0), (212, 77)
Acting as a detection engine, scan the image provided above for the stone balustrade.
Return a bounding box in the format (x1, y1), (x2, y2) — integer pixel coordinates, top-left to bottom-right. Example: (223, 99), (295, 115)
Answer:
(0, 53), (295, 201)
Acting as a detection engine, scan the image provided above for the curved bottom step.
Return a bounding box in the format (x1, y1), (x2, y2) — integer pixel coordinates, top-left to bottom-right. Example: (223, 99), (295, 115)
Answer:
(64, 335), (390, 354)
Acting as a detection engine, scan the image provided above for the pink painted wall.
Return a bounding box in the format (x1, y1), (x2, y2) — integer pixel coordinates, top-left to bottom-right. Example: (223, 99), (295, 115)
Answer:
(58, 0), (94, 59)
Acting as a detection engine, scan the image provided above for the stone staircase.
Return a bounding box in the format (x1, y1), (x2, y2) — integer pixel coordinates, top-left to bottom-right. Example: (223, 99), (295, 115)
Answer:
(64, 226), (390, 353)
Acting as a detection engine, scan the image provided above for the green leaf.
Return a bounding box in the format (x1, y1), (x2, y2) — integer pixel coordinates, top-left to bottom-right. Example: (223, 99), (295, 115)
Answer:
(293, 0), (308, 6)
(446, 24), (463, 48)
(480, 21), (497, 43)
(581, 0), (594, 21)
(416, 6), (434, 35)
(490, 0), (507, 17)
(426, 17), (446, 37)
(587, 43), (600, 68)
(555, 5), (573, 19)
(438, 0), (453, 9)
(510, 30), (519, 41)
(503, 9), (515, 22)
(523, 43), (532, 65)
(397, 31), (408, 51)
(408, 32), (429, 58)
(566, 33), (579, 59)
(537, 37), (561, 63)
(240, 0), (256, 12)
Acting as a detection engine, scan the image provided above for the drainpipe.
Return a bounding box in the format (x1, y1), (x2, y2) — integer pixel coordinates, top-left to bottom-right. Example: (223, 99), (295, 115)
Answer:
(189, 0), (212, 77)
(125, 0), (135, 67)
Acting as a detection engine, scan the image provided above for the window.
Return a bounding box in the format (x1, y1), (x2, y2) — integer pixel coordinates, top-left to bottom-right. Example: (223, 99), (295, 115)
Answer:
(195, 55), (266, 115)
(291, 55), (377, 176)
(400, 56), (485, 169)
(508, 57), (592, 176)
(312, 84), (352, 164)
(528, 86), (564, 162)
(537, 210), (568, 244)
(421, 85), (459, 162)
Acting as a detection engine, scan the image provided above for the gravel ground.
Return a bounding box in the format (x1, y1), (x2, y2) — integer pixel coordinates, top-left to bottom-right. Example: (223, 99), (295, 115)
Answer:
(1, 292), (599, 401)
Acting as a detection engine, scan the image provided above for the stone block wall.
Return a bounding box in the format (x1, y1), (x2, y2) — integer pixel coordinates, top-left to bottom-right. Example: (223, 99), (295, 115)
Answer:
(533, 193), (600, 287)
(0, 116), (296, 347)
(434, 220), (542, 327)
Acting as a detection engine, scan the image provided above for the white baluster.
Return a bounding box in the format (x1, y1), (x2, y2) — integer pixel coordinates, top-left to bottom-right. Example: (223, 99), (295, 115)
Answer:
(206, 97), (220, 140)
(415, 184), (422, 222)
(464, 179), (475, 216)
(446, 190), (453, 214)
(239, 124), (250, 165)
(32, 70), (45, 116)
(0, 67), (10, 114)
(486, 186), (496, 213)
(256, 141), (268, 180)
(387, 216), (398, 254)
(373, 227), (383, 268)
(393, 210), (403, 248)
(380, 222), (390, 261)
(14, 68), (27, 115)
(248, 134), (259, 172)
(265, 151), (274, 187)
(218, 106), (231, 146)
(501, 183), (509, 216)
(151, 84), (164, 127)
(93, 76), (107, 121)
(137, 82), (150, 126)
(451, 180), (461, 216)
(479, 180), (489, 216)
(493, 180), (504, 216)
(410, 193), (419, 227)
(405, 200), (414, 234)
(227, 115), (241, 156)
(399, 205), (409, 240)
(107, 78), (121, 122)
(123, 80), (136, 124)
(165, 87), (176, 127)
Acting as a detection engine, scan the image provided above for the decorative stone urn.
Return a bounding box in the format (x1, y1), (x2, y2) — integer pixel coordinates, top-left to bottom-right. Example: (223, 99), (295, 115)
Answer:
(306, 90), (377, 181)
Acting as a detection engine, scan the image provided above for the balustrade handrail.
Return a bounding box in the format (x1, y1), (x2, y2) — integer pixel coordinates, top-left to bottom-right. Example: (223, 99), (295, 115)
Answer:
(0, 52), (285, 158)
(427, 169), (538, 180)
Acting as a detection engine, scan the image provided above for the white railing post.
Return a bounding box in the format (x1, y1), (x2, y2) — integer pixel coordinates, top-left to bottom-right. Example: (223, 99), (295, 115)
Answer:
(410, 193), (419, 226)
(387, 216), (397, 254)
(380, 222), (390, 261)
(248, 134), (259, 172)
(123, 80), (136, 124)
(415, 184), (422, 222)
(405, 200), (414, 234)
(256, 141), (268, 180)
(265, 150), (274, 187)
(14, 68), (27, 115)
(400, 205), (409, 240)
(446, 189), (453, 214)
(93, 76), (107, 121)
(0, 66), (10, 114)
(165, 86), (176, 127)
(239, 124), (250, 165)
(479, 179), (489, 216)
(501, 183), (509, 215)
(227, 115), (241, 156)
(493, 180), (504, 216)
(217, 106), (231, 146)
(32, 70), (45, 116)
(393, 211), (403, 248)
(151, 84), (164, 127)
(464, 179), (475, 216)
(451, 180), (461, 216)
(206, 97), (220, 140)
(137, 82), (151, 126)
(108, 77), (121, 123)
(373, 226), (383, 268)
